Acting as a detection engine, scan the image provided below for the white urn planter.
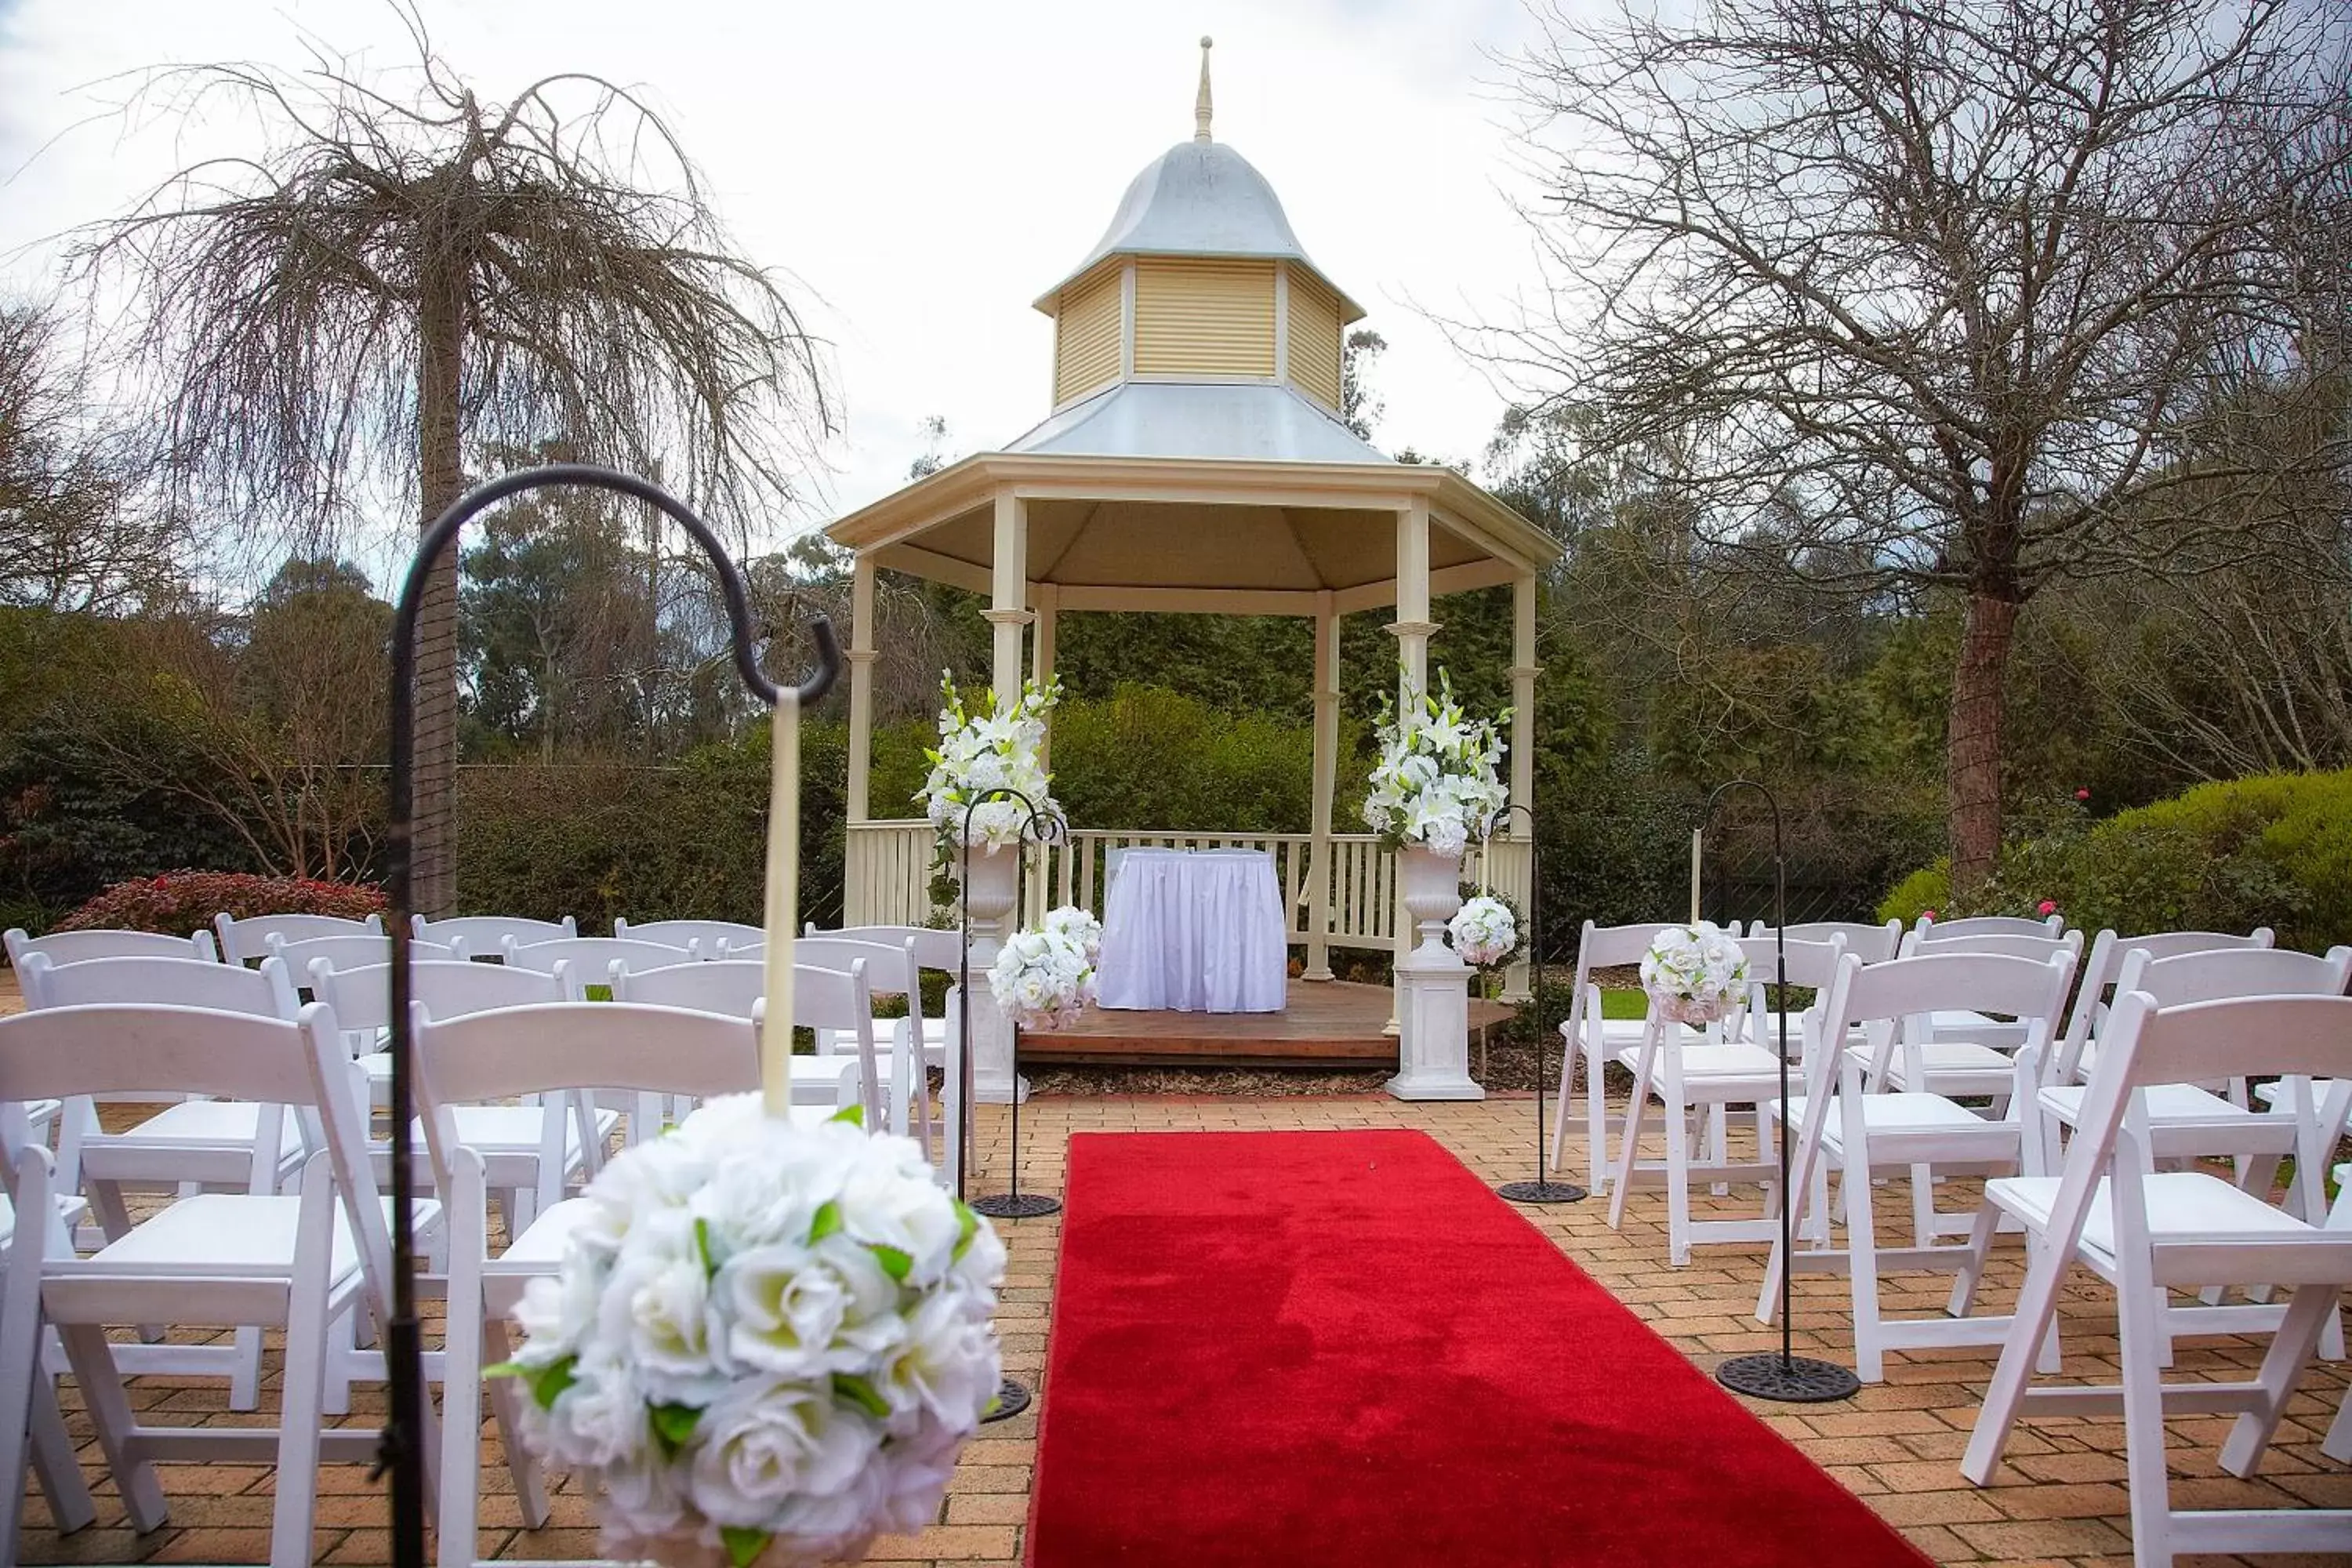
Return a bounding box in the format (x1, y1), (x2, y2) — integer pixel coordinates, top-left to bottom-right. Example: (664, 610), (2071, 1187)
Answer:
(957, 843), (1026, 1103)
(1388, 843), (1481, 1102)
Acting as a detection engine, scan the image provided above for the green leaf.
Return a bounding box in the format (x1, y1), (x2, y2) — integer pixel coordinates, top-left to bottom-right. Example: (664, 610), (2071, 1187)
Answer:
(869, 1243), (913, 1282)
(694, 1216), (719, 1278)
(720, 1526), (771, 1568)
(808, 1200), (843, 1243)
(831, 1374), (890, 1419)
(648, 1401), (701, 1457)
(829, 1102), (864, 1127)
(521, 1355), (578, 1410)
(953, 1200), (981, 1261)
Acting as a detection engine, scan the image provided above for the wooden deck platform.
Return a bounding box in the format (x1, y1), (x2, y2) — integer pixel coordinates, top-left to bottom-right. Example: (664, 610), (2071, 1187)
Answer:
(1021, 978), (1518, 1067)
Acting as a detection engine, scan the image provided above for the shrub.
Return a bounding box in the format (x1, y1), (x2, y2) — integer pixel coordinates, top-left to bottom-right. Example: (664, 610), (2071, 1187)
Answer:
(1877, 770), (2352, 949)
(53, 869), (386, 938)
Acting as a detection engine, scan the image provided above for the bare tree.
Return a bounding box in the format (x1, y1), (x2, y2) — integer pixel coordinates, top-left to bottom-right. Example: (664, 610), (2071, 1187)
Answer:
(0, 303), (183, 612)
(70, 5), (832, 909)
(1482, 0), (2351, 889)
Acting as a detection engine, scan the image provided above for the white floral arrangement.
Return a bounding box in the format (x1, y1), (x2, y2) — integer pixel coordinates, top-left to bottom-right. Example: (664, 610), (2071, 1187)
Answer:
(1359, 670), (1510, 859)
(1639, 920), (1751, 1025)
(492, 1096), (1007, 1568)
(917, 673), (1063, 850)
(1448, 895), (1519, 968)
(988, 906), (1100, 1032)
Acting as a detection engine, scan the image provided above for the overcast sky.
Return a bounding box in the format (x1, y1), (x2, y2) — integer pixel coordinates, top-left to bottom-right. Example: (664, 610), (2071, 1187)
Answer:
(0, 0), (1567, 563)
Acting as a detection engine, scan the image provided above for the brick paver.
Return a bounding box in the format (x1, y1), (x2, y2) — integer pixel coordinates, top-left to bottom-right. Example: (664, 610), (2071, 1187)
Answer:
(14, 1091), (2349, 1566)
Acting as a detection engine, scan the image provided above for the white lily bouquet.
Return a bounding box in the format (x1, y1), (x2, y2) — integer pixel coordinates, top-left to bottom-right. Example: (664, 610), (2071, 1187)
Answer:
(988, 905), (1102, 1032)
(1359, 670), (1510, 858)
(493, 1097), (1007, 1568)
(917, 673), (1063, 850)
(1448, 895), (1519, 968)
(1640, 921), (1750, 1025)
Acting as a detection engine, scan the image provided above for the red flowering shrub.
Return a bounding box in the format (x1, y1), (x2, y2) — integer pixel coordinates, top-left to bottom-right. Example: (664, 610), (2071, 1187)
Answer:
(53, 871), (386, 938)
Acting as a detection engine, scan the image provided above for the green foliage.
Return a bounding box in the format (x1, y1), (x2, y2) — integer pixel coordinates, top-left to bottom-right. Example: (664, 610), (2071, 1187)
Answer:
(1878, 771), (2352, 950)
(1051, 684), (1323, 833)
(54, 869), (384, 935)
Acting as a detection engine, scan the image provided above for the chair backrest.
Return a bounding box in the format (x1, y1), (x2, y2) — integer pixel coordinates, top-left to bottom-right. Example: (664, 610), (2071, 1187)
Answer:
(2117, 944), (2352, 1009)
(1750, 920), (1903, 964)
(612, 918), (764, 956)
(500, 935), (688, 977)
(2041, 992), (2352, 1283)
(1915, 913), (2063, 941)
(819, 924), (961, 974)
(612, 960), (766, 1018)
(1561, 921), (1683, 1049)
(2053, 927), (2285, 1081)
(268, 932), (453, 974)
(214, 910), (383, 966)
(771, 961), (884, 1128)
(1897, 927), (2082, 962)
(5, 927), (220, 967)
(0, 1000), (390, 1320)
(1814, 946), (2078, 1098)
(18, 952), (299, 1019)
(794, 936), (917, 997)
(412, 913), (575, 950)
(309, 958), (564, 1035)
(1732, 934), (1848, 993)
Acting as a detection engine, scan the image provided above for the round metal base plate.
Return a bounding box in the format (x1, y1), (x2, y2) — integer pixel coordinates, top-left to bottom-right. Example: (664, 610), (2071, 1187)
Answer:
(1497, 1179), (1588, 1205)
(970, 1192), (1062, 1220)
(1715, 1352), (1861, 1403)
(982, 1377), (1031, 1423)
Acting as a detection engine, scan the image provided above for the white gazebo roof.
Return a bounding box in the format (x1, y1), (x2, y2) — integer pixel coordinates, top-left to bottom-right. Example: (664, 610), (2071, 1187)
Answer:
(1004, 380), (1386, 465)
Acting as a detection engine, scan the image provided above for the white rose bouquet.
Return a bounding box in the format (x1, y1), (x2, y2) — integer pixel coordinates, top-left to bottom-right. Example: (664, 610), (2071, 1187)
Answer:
(492, 1097), (1007, 1568)
(917, 673), (1063, 851)
(1359, 670), (1509, 858)
(1447, 895), (1519, 968)
(1640, 921), (1751, 1024)
(988, 906), (1098, 1032)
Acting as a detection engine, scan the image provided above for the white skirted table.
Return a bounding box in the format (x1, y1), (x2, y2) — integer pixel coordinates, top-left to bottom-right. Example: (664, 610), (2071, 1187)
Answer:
(1096, 848), (1287, 1013)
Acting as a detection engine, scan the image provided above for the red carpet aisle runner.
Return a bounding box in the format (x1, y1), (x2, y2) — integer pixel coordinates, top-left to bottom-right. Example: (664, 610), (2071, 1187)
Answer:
(1027, 1130), (1931, 1568)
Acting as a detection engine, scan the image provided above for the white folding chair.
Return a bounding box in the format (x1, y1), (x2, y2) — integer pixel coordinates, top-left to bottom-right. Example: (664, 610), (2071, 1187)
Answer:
(269, 931), (454, 975)
(0, 1101), (96, 1547)
(1758, 947), (2076, 1381)
(0, 1000), (437, 1568)
(612, 916), (764, 956)
(820, 924), (967, 1183)
(1915, 913), (2066, 941)
(1609, 935), (1847, 1265)
(608, 960), (863, 1121)
(412, 913), (575, 954)
(797, 935), (931, 1142)
(1961, 991), (2352, 1566)
(1744, 920), (1903, 964)
(500, 935), (688, 993)
(213, 909), (383, 967)
(5, 927), (219, 967)
(1550, 920), (1680, 1192)
(1885, 927), (2083, 1069)
(2045, 928), (2278, 1093)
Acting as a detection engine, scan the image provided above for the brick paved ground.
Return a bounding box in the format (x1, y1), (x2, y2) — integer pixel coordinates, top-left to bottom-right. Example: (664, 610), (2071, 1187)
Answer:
(13, 1091), (2351, 1566)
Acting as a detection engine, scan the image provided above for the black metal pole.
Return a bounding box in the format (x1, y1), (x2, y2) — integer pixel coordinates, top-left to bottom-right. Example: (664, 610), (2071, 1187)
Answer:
(380, 464), (840, 1566)
(1703, 780), (1859, 1404)
(1493, 802), (1583, 1205)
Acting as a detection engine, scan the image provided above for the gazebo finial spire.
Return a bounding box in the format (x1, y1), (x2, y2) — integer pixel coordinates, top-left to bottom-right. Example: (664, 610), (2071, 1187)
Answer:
(1194, 35), (1214, 142)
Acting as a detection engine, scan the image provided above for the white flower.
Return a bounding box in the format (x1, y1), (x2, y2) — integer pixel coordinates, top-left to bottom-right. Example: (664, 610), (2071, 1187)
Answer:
(687, 1378), (882, 1529)
(867, 1290), (1003, 1426)
(1448, 896), (1518, 967)
(989, 911), (1097, 1032)
(524, 1352), (644, 1471)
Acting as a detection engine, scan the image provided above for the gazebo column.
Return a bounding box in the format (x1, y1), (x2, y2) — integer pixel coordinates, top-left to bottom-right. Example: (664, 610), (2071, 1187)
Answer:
(1386, 499), (1480, 1101)
(845, 554), (877, 824)
(1504, 570), (1539, 1002)
(1305, 593), (1339, 982)
(972, 489), (1033, 1104)
(1029, 583), (1058, 917)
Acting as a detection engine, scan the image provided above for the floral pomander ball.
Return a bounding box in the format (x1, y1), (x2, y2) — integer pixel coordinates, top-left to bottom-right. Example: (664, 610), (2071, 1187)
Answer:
(1639, 921), (1751, 1025)
(1447, 895), (1519, 968)
(988, 904), (1100, 1032)
(495, 1097), (1007, 1568)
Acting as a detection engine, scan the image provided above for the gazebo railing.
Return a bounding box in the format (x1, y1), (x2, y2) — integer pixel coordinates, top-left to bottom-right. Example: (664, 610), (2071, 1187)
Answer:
(844, 820), (1533, 967)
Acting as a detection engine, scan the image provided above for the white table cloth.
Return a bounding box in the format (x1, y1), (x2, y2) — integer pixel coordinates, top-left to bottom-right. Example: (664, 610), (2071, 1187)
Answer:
(1096, 848), (1287, 1013)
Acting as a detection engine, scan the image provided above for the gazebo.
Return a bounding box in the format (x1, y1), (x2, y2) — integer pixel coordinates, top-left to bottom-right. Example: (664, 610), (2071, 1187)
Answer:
(826, 42), (1562, 1099)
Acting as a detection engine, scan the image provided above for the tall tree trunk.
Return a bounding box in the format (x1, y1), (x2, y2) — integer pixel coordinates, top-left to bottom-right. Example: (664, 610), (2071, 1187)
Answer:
(412, 252), (466, 916)
(1947, 585), (2017, 895)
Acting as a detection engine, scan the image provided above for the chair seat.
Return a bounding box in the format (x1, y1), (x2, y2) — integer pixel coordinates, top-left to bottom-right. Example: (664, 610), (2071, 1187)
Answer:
(70, 1192), (437, 1280)
(2041, 1081), (2259, 1129)
(1871, 1040), (2020, 1094)
(1615, 1041), (1780, 1081)
(0, 1192), (89, 1245)
(437, 1104), (619, 1156)
(2254, 1078), (2340, 1108)
(98, 1099), (305, 1152)
(1773, 1092), (2013, 1149)
(1987, 1172), (2311, 1271)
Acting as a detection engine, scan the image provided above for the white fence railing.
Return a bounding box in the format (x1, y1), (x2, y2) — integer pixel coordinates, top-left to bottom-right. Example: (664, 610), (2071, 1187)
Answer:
(844, 821), (1532, 967)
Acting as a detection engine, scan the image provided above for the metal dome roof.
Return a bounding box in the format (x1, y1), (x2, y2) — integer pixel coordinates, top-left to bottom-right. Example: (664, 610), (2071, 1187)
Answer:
(1033, 138), (1363, 318)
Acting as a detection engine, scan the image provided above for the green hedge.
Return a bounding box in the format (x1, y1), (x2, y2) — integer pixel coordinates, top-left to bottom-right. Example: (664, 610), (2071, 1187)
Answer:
(1877, 771), (2352, 950)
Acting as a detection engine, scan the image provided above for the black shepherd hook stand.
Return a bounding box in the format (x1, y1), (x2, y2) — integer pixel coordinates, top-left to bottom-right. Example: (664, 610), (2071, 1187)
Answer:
(1490, 802), (1584, 1205)
(1700, 779), (1860, 1405)
(379, 464), (841, 1568)
(951, 784), (1062, 1425)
